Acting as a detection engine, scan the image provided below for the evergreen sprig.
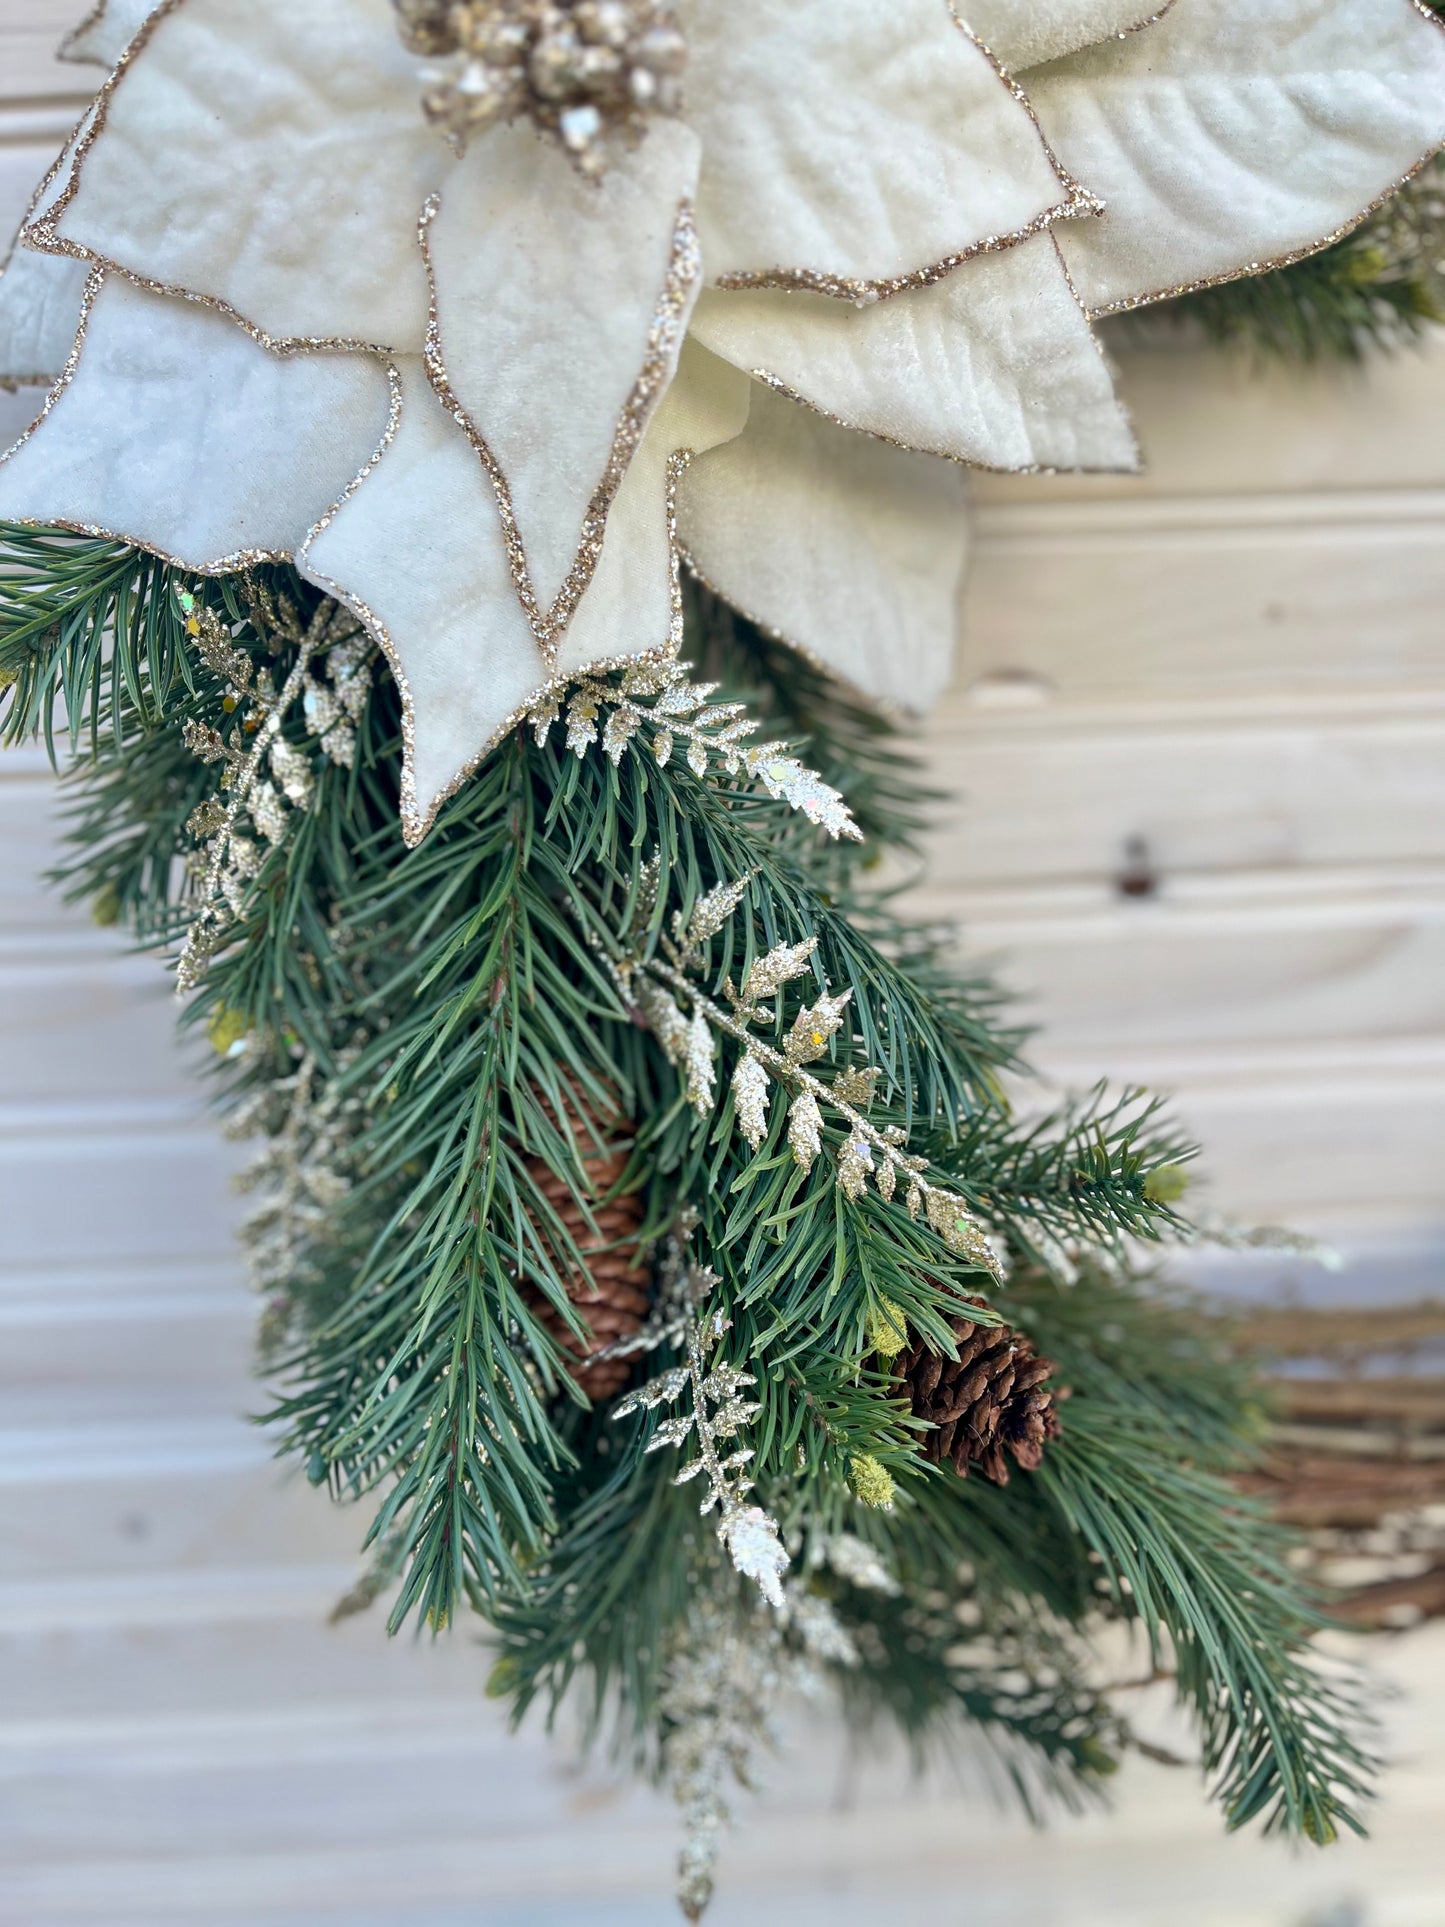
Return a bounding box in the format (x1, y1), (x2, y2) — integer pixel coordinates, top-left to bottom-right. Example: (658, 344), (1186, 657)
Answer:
(0, 526), (1375, 1871)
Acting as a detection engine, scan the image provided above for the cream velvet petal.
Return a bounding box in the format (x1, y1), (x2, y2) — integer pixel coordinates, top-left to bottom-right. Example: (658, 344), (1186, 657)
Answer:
(45, 0), (444, 350)
(0, 245), (92, 388)
(299, 359), (548, 845)
(1, 122), (101, 388)
(686, 234), (1137, 473)
(681, 0), (1072, 292)
(427, 119), (702, 616)
(1031, 0), (1445, 317)
(558, 341), (752, 678)
(0, 276), (394, 568)
(963, 0), (1175, 72)
(676, 384), (969, 711)
(60, 0), (157, 66)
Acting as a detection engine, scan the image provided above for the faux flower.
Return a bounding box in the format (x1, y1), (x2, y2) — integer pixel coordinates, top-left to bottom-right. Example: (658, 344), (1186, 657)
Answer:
(2, 0), (1443, 841)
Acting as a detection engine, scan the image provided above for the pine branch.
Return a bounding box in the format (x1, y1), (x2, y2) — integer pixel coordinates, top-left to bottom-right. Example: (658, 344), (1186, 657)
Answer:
(4, 539), (1373, 1862)
(0, 525), (251, 753)
(923, 1084), (1198, 1271)
(1039, 1408), (1374, 1842)
(832, 1581), (1123, 1820)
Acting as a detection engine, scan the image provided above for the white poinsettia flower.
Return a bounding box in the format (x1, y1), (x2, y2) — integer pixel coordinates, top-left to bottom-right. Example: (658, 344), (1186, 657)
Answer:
(1, 0), (1443, 843)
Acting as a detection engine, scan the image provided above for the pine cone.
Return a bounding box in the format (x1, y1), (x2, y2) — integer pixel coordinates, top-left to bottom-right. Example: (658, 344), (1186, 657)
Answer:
(895, 1298), (1063, 1484)
(523, 1139), (651, 1402)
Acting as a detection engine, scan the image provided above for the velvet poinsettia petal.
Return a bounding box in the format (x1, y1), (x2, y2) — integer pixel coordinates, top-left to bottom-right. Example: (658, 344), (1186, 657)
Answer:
(39, 0), (444, 350)
(558, 341), (752, 677)
(1030, 0), (1445, 316)
(301, 359), (542, 844)
(0, 117), (103, 397)
(0, 244), (91, 388)
(426, 118), (702, 624)
(59, 0), (156, 66)
(0, 275), (394, 566)
(963, 0), (1175, 73)
(681, 0), (1080, 296)
(687, 233), (1136, 473)
(676, 384), (969, 710)
(300, 345), (749, 841)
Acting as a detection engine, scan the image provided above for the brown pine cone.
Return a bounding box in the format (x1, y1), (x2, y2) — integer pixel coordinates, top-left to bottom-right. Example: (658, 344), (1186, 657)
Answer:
(895, 1298), (1064, 1484)
(523, 1139), (651, 1402)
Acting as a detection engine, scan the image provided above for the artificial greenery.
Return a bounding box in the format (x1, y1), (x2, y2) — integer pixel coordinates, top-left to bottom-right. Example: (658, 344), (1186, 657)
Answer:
(0, 524), (1373, 1868)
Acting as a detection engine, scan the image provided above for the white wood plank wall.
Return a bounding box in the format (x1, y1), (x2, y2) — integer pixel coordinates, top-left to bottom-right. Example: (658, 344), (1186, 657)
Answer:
(932, 340), (1445, 1287)
(3, 9), (1445, 1924)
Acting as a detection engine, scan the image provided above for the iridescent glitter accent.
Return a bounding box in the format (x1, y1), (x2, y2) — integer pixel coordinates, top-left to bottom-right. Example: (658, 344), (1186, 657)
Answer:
(395, 1), (686, 175)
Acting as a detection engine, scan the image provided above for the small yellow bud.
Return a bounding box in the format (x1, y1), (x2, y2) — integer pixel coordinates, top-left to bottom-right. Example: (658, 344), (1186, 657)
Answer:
(1144, 1163), (1191, 1205)
(0, 662), (18, 693)
(1079, 1738), (1121, 1776)
(865, 1295), (909, 1362)
(849, 1452), (895, 1511)
(485, 1655), (521, 1699)
(206, 1005), (250, 1058)
(1342, 244), (1388, 287)
(91, 883), (122, 929)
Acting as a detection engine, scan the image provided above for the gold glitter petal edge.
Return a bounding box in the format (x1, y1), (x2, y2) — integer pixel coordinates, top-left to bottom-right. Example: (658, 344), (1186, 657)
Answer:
(711, 7), (1102, 304)
(0, 373), (65, 394)
(419, 188), (702, 663)
(57, 0), (113, 63)
(710, 190), (1099, 302)
(301, 404), (696, 847)
(1115, 0), (1179, 43)
(23, 0), (410, 360)
(4, 100), (97, 279)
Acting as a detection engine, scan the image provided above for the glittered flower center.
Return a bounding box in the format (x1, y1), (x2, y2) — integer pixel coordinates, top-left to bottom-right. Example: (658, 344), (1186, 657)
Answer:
(394, 0), (687, 174)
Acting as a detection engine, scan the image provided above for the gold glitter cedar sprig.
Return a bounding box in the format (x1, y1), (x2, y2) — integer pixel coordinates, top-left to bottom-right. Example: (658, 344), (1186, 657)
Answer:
(395, 0), (687, 175)
(175, 587), (371, 991)
(614, 869), (1002, 1279)
(661, 1536), (902, 1922)
(528, 658), (862, 842)
(221, 1044), (363, 1359)
(615, 1298), (790, 1610)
